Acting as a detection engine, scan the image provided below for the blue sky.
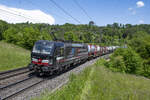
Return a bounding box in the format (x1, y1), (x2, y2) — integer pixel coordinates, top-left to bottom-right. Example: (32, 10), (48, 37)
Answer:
(0, 0), (149, 26)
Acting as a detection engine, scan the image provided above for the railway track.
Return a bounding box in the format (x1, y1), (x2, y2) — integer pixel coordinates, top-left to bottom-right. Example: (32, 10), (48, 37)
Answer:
(0, 67), (34, 100)
(0, 67), (29, 80)
(0, 76), (34, 90)
(0, 76), (44, 100)
(0, 54), (111, 100)
(0, 64), (80, 100)
(0, 67), (55, 100)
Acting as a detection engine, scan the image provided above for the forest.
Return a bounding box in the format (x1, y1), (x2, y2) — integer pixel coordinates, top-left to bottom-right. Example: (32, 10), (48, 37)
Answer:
(0, 20), (149, 49)
(0, 20), (150, 77)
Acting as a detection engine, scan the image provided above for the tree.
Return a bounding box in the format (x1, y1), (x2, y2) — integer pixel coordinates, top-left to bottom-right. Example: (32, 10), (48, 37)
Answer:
(64, 31), (78, 41)
(3, 27), (18, 43)
(89, 21), (95, 26)
(112, 23), (119, 28)
(0, 20), (8, 40)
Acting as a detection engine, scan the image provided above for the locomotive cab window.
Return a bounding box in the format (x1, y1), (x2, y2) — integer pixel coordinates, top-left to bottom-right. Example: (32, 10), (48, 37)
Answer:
(32, 42), (53, 54)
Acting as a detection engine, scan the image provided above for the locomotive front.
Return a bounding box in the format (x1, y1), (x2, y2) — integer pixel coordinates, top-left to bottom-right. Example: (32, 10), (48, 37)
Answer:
(29, 40), (54, 75)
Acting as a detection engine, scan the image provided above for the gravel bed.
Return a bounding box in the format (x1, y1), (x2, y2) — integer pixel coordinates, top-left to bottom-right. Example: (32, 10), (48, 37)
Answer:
(10, 55), (109, 100)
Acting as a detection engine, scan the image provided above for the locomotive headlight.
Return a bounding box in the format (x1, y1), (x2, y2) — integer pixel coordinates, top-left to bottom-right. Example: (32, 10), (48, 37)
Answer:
(41, 59), (53, 65)
(32, 58), (38, 62)
(42, 60), (49, 63)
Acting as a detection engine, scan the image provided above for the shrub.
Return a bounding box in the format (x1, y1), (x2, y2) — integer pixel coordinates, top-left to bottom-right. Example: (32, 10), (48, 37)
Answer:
(105, 56), (126, 73)
(106, 48), (144, 75)
(0, 20), (8, 40)
(3, 26), (52, 50)
(128, 35), (150, 77)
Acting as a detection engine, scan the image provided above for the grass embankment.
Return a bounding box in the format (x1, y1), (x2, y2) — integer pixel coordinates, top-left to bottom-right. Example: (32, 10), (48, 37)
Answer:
(0, 41), (30, 71)
(35, 59), (150, 100)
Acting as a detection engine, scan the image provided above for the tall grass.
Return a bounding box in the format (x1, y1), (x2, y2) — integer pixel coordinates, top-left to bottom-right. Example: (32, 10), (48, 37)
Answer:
(84, 60), (150, 100)
(34, 67), (92, 100)
(0, 41), (30, 71)
(34, 59), (150, 100)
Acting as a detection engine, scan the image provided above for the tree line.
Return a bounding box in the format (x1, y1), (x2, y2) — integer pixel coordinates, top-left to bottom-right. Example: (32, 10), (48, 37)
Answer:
(0, 20), (150, 77)
(0, 20), (150, 50)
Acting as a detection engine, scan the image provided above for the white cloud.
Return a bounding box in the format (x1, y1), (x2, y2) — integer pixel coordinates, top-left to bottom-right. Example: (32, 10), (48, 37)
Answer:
(0, 5), (55, 24)
(139, 20), (144, 24)
(136, 1), (145, 8)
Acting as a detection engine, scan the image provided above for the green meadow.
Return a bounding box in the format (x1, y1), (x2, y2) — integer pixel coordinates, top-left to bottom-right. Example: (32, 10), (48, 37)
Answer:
(0, 41), (30, 71)
(34, 59), (150, 100)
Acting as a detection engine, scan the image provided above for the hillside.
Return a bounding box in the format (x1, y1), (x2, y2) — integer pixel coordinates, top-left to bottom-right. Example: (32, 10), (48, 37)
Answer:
(1, 20), (150, 50)
(0, 41), (30, 71)
(34, 59), (150, 100)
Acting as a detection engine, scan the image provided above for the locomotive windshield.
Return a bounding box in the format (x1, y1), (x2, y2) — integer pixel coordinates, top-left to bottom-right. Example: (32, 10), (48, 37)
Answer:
(32, 42), (53, 54)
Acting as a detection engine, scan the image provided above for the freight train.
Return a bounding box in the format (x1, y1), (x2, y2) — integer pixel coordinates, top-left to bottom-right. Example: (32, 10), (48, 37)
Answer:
(28, 40), (118, 76)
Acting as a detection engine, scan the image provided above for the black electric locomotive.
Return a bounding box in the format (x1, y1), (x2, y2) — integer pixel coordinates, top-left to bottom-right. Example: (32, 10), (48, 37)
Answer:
(29, 40), (88, 75)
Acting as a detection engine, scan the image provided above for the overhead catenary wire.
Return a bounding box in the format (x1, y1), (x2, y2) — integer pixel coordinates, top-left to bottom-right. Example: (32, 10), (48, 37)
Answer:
(73, 0), (93, 21)
(49, 0), (82, 24)
(0, 8), (39, 23)
(25, 0), (72, 22)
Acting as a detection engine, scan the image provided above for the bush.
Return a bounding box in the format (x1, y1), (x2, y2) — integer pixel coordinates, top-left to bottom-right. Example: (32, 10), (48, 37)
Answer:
(3, 26), (52, 50)
(0, 20), (8, 40)
(128, 35), (150, 77)
(129, 35), (150, 60)
(105, 48), (144, 75)
(0, 32), (2, 40)
(105, 56), (126, 73)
